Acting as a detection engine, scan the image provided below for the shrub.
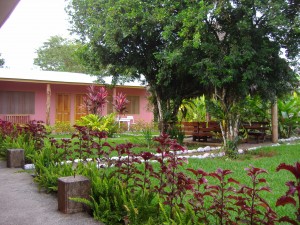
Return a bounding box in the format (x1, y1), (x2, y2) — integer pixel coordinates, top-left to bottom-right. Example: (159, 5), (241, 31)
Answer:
(76, 113), (118, 137)
(0, 120), (48, 163)
(2, 133), (36, 164)
(131, 120), (158, 133)
(166, 125), (185, 145)
(51, 121), (75, 134)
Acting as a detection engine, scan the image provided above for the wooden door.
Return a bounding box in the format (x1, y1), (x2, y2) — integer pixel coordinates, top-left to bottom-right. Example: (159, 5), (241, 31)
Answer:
(75, 94), (87, 120)
(56, 94), (70, 122)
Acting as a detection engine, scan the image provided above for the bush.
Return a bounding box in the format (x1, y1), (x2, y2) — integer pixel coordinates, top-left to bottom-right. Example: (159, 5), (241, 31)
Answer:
(2, 133), (35, 164)
(51, 121), (75, 134)
(131, 120), (158, 133)
(76, 113), (118, 137)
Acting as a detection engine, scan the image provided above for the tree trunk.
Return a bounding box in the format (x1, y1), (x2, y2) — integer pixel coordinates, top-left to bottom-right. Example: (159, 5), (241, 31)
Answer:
(154, 90), (181, 133)
(220, 116), (240, 148)
(271, 100), (278, 143)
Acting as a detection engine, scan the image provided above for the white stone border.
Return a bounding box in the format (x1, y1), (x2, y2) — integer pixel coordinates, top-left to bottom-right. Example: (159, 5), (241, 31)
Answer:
(24, 137), (300, 170)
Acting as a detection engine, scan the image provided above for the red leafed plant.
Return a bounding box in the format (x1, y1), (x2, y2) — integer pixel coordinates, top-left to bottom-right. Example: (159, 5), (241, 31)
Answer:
(205, 168), (240, 225)
(276, 162), (300, 224)
(113, 92), (129, 115)
(236, 166), (277, 225)
(83, 85), (108, 115)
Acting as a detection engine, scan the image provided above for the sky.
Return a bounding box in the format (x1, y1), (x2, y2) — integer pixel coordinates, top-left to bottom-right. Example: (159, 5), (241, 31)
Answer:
(0, 0), (72, 70)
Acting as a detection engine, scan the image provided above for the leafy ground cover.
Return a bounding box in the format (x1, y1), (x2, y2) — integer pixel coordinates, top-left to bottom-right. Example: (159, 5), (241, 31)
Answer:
(186, 144), (300, 219)
(33, 129), (300, 224)
(1, 120), (299, 224)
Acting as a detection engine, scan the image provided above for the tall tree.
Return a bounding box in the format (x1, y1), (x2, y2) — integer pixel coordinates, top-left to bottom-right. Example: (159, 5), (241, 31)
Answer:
(172, 0), (300, 147)
(34, 35), (88, 73)
(67, 0), (299, 140)
(66, 0), (207, 131)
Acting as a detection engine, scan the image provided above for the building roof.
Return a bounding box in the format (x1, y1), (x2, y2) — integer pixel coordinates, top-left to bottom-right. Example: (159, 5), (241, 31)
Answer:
(0, 0), (20, 28)
(0, 68), (145, 88)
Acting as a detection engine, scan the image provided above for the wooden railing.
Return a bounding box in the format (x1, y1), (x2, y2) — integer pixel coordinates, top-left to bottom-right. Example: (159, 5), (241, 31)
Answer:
(4, 114), (30, 124)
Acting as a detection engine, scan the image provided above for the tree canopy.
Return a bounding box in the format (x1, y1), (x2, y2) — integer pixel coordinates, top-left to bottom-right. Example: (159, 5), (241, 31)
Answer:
(66, 0), (299, 134)
(33, 35), (88, 73)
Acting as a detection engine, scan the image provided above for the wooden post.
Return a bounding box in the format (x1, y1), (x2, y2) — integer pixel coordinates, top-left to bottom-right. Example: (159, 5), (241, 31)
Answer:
(271, 100), (278, 143)
(58, 176), (91, 214)
(46, 84), (51, 125)
(7, 149), (24, 168)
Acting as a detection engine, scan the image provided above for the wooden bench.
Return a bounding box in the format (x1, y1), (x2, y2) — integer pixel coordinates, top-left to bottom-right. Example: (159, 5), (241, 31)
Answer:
(241, 122), (269, 143)
(180, 121), (221, 142)
(4, 114), (30, 124)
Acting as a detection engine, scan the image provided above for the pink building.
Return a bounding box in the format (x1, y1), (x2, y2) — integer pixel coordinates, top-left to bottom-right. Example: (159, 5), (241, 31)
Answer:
(0, 68), (153, 125)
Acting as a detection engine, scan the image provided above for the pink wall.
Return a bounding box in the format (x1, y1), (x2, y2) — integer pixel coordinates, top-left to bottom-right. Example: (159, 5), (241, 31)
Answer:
(0, 81), (46, 122)
(116, 87), (153, 123)
(0, 81), (154, 125)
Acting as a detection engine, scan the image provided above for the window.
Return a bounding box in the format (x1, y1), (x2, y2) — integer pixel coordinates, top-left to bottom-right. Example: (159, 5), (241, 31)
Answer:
(126, 96), (140, 114)
(0, 91), (35, 114)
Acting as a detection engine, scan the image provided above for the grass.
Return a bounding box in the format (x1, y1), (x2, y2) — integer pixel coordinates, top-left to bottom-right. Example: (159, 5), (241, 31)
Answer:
(49, 132), (161, 154)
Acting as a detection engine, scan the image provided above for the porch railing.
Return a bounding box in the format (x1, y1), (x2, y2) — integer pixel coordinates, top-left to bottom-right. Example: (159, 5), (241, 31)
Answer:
(4, 114), (30, 124)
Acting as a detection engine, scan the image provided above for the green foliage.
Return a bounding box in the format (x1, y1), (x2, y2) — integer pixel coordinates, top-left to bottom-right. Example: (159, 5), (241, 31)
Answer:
(223, 136), (240, 159)
(142, 126), (153, 149)
(67, 0), (299, 136)
(177, 99), (197, 122)
(33, 160), (74, 192)
(205, 98), (226, 122)
(240, 95), (270, 122)
(178, 96), (209, 122)
(31, 141), (86, 192)
(76, 113), (118, 137)
(159, 203), (197, 225)
(66, 0), (208, 132)
(131, 120), (158, 133)
(73, 163), (161, 225)
(51, 121), (75, 134)
(166, 125), (185, 145)
(2, 133), (36, 163)
(33, 35), (88, 73)
(278, 92), (300, 138)
(16, 120), (300, 224)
